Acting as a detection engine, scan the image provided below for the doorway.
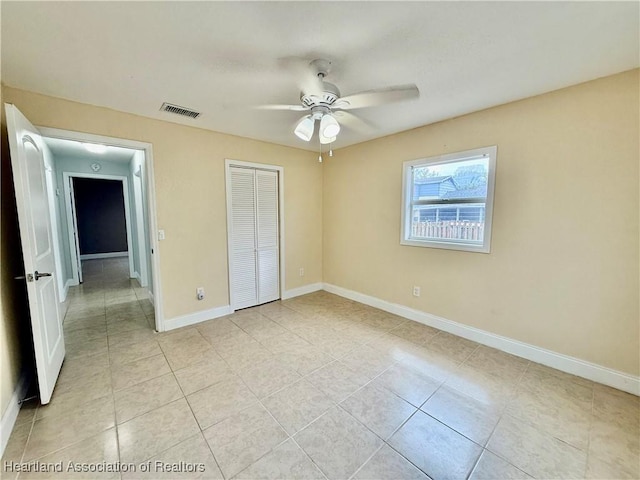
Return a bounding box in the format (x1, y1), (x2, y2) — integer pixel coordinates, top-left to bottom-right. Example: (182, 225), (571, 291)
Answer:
(5, 104), (164, 408)
(39, 128), (164, 331)
(64, 174), (134, 285)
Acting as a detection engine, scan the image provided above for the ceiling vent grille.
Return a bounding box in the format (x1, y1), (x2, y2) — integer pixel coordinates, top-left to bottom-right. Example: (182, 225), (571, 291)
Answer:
(159, 102), (201, 119)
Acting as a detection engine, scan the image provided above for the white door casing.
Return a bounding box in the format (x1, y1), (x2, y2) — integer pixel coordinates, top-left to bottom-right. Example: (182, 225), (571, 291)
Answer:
(5, 103), (65, 404)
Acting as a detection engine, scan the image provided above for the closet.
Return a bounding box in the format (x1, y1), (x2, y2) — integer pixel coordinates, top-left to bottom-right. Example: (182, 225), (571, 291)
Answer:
(227, 165), (280, 310)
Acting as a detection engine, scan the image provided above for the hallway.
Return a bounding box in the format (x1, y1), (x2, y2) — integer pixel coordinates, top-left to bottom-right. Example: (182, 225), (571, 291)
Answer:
(66, 257), (155, 337)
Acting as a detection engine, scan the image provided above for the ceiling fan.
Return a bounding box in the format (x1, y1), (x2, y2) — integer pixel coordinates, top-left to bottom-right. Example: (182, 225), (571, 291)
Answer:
(258, 59), (420, 145)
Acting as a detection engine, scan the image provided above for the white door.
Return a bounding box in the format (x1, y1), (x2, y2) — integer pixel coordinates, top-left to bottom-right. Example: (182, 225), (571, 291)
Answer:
(229, 167), (258, 309)
(255, 170), (279, 304)
(227, 166), (280, 310)
(5, 104), (65, 404)
(132, 164), (149, 287)
(68, 177), (83, 283)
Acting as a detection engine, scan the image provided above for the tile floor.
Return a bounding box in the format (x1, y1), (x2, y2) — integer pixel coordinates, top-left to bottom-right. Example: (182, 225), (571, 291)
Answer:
(2, 258), (639, 479)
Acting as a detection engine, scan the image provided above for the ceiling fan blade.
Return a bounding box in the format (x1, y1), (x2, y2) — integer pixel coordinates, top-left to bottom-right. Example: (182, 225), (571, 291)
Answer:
(333, 111), (375, 134)
(254, 104), (310, 111)
(335, 84), (419, 110)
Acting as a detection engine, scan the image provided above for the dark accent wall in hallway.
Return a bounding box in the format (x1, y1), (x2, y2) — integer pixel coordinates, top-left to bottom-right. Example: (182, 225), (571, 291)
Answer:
(73, 178), (128, 254)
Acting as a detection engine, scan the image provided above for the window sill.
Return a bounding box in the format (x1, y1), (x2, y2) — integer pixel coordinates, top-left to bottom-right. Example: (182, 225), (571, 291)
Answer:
(400, 238), (491, 253)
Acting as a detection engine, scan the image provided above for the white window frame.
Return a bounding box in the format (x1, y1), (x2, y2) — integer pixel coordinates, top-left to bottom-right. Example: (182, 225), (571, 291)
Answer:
(401, 145), (497, 253)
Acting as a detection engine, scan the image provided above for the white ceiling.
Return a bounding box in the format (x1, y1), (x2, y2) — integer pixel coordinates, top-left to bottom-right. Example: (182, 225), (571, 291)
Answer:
(2, 2), (638, 151)
(44, 137), (136, 164)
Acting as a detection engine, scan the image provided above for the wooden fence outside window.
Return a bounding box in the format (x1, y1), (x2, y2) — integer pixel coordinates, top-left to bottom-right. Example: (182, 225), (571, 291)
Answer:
(411, 221), (484, 241)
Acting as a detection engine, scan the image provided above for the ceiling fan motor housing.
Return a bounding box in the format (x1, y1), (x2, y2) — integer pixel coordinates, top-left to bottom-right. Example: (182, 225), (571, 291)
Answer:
(300, 81), (341, 109)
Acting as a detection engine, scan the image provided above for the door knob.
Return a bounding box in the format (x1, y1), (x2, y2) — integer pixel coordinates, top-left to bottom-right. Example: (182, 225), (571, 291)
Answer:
(34, 271), (52, 281)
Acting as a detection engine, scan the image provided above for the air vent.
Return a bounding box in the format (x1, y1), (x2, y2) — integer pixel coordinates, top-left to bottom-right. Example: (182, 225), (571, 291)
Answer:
(159, 102), (201, 119)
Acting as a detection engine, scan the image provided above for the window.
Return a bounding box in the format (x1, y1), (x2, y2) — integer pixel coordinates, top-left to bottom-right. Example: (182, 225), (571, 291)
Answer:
(401, 146), (497, 253)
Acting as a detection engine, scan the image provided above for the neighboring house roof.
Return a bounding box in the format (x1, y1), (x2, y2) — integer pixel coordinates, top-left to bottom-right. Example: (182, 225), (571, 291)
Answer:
(414, 175), (455, 185)
(442, 185), (488, 199)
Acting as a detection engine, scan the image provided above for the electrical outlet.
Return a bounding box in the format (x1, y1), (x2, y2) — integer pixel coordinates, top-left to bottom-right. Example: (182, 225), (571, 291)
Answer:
(299, 268), (304, 277)
(158, 229), (165, 241)
(412, 286), (421, 297)
(196, 287), (205, 301)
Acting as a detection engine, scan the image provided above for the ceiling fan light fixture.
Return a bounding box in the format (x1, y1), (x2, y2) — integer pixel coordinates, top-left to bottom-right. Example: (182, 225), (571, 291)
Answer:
(319, 133), (335, 145)
(294, 116), (315, 141)
(320, 114), (340, 138)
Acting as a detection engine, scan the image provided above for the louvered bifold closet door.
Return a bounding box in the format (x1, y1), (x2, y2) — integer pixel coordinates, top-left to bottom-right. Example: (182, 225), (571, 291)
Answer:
(229, 167), (258, 309)
(255, 170), (280, 304)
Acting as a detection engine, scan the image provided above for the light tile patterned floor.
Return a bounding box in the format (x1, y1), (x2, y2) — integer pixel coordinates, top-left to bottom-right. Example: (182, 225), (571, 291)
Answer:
(2, 258), (639, 479)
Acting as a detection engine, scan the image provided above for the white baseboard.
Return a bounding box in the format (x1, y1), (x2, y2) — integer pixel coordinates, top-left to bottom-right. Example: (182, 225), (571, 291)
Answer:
(163, 282), (321, 332)
(0, 371), (31, 458)
(80, 252), (128, 260)
(282, 282), (324, 300)
(323, 283), (640, 396)
(163, 305), (234, 331)
(59, 278), (76, 305)
(130, 272), (149, 289)
(59, 278), (72, 303)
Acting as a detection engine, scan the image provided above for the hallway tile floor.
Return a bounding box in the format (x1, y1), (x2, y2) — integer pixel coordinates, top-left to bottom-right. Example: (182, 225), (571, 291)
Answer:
(2, 258), (639, 479)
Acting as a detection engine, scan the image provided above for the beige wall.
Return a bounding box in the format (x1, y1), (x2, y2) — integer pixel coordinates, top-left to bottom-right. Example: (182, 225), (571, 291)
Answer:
(323, 69), (639, 375)
(2, 86), (323, 324)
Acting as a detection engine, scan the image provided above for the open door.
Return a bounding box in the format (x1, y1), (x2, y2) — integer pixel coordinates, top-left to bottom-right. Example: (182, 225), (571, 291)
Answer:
(68, 177), (83, 283)
(5, 104), (65, 404)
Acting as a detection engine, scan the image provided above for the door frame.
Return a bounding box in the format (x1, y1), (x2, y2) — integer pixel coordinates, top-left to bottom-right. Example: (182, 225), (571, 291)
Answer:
(225, 159), (285, 310)
(38, 127), (164, 331)
(63, 172), (135, 281)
